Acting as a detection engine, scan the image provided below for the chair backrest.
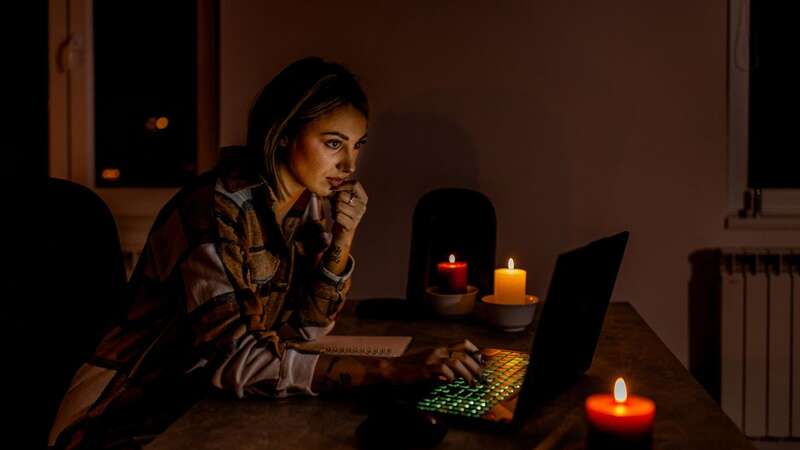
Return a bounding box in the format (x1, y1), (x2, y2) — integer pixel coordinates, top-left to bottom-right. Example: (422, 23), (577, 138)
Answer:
(16, 178), (127, 448)
(406, 188), (496, 310)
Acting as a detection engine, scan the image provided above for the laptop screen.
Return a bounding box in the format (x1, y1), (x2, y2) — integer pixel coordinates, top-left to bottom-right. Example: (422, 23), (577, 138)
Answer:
(516, 232), (629, 415)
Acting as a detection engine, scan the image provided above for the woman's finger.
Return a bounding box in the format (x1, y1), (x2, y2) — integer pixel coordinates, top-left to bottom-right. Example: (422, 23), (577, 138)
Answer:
(425, 347), (449, 365)
(433, 363), (456, 382)
(335, 199), (364, 217)
(330, 182), (358, 196)
(454, 352), (482, 376)
(353, 182), (368, 204)
(447, 358), (475, 386)
(448, 339), (479, 354)
(448, 340), (483, 366)
(332, 182), (368, 205)
(333, 190), (355, 205)
(334, 193), (366, 215)
(335, 212), (356, 231)
(334, 207), (363, 226)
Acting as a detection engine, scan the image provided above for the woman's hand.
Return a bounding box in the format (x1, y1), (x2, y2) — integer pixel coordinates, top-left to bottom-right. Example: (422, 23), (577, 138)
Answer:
(381, 339), (484, 386)
(330, 180), (368, 247)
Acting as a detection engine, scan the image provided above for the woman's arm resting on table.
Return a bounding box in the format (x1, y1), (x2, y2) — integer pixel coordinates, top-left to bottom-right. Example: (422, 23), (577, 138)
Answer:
(311, 340), (484, 391)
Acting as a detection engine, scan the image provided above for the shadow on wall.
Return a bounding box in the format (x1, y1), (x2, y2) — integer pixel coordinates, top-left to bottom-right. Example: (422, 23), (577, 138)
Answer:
(688, 249), (722, 403)
(351, 111), (482, 299)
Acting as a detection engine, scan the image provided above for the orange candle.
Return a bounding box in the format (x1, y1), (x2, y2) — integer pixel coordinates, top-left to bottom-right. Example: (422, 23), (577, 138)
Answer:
(585, 378), (655, 446)
(437, 254), (467, 294)
(493, 258), (527, 304)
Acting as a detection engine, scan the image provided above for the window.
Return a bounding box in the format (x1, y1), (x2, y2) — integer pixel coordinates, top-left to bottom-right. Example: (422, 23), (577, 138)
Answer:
(94, 1), (198, 187)
(49, 0), (218, 254)
(727, 0), (800, 228)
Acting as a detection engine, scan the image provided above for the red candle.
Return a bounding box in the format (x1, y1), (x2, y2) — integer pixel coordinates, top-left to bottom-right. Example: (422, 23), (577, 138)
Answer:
(437, 254), (467, 294)
(585, 378), (655, 447)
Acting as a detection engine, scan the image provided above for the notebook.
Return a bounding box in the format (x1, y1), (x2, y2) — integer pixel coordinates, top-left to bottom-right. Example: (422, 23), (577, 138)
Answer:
(298, 336), (413, 357)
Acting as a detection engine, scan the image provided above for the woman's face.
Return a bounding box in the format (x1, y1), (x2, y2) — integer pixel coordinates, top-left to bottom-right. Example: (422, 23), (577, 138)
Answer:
(285, 104), (368, 197)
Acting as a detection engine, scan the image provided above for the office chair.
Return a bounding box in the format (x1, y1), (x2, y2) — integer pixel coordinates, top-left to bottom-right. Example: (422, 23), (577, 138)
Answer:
(11, 178), (127, 448)
(357, 188), (496, 319)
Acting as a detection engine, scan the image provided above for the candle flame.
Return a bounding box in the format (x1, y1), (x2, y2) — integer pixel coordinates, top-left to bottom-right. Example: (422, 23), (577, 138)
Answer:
(508, 258), (515, 270)
(613, 377), (628, 403)
(449, 254), (455, 263)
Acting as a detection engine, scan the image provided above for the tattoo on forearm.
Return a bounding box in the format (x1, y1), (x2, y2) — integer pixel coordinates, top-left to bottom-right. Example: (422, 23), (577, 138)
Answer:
(325, 357), (342, 376)
(320, 357), (354, 391)
(327, 245), (344, 264)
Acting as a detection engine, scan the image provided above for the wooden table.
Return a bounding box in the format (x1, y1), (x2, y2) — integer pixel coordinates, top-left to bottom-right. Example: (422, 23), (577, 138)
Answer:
(146, 302), (754, 450)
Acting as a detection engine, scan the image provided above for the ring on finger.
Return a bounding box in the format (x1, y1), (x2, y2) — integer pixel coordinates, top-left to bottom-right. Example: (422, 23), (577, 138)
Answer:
(469, 350), (483, 364)
(347, 191), (355, 205)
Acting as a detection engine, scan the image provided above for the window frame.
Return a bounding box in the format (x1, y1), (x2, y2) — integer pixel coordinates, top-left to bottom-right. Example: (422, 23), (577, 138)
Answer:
(727, 0), (800, 228)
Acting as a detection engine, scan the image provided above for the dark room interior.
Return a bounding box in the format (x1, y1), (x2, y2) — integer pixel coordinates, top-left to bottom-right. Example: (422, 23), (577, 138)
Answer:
(15, 1), (800, 449)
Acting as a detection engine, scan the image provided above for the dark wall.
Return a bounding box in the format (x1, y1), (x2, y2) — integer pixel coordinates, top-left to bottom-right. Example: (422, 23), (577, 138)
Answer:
(218, 0), (800, 365)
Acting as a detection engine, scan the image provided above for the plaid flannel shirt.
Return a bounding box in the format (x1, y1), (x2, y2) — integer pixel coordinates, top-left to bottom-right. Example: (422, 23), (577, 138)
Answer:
(49, 147), (351, 449)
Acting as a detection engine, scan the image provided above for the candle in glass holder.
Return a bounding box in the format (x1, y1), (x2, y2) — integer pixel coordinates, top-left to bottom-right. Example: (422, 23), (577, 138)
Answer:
(585, 378), (655, 449)
(493, 258), (527, 304)
(437, 254), (467, 294)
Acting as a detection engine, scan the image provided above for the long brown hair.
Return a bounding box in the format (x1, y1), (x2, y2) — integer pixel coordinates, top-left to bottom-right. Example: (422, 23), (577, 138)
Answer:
(246, 57), (368, 200)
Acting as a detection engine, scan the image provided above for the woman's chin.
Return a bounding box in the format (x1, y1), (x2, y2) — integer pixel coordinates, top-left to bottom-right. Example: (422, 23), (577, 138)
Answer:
(311, 185), (334, 198)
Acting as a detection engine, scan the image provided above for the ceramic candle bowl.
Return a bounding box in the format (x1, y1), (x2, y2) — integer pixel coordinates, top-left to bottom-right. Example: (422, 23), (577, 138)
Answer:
(425, 285), (479, 316)
(479, 294), (540, 331)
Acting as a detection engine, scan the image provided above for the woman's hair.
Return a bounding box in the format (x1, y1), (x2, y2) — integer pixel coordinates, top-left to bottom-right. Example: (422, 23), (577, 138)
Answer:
(246, 57), (368, 200)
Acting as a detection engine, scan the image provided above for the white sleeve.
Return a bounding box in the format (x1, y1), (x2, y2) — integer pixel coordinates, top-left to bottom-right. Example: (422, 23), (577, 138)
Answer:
(211, 334), (320, 398)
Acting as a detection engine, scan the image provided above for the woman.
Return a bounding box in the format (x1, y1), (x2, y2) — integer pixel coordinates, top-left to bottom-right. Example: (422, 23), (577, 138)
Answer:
(49, 57), (482, 449)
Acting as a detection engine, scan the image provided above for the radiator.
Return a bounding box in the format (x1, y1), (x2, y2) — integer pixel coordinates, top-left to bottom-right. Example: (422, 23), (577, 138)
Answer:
(691, 248), (799, 440)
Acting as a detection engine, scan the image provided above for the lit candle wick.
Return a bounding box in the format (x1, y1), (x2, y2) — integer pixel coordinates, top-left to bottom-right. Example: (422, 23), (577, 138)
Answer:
(449, 254), (455, 264)
(508, 258), (515, 270)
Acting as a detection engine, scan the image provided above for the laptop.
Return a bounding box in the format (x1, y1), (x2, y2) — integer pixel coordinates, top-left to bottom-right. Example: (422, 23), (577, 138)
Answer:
(414, 231), (629, 427)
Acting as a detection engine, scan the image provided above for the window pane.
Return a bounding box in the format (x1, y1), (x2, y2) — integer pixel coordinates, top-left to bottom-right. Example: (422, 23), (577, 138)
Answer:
(749, 2), (800, 189)
(94, 1), (197, 187)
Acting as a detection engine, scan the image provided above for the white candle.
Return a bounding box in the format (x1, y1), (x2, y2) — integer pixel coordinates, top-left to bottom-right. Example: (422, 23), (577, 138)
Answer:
(494, 258), (527, 304)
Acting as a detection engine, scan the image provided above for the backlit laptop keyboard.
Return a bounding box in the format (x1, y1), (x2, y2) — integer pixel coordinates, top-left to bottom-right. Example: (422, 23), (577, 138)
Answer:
(416, 350), (529, 418)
